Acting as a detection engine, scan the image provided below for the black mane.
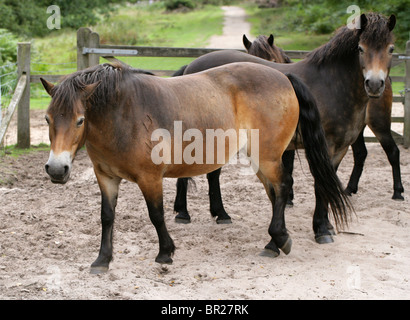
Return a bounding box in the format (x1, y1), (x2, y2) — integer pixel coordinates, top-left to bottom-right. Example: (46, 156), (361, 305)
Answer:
(306, 13), (394, 66)
(48, 63), (153, 114)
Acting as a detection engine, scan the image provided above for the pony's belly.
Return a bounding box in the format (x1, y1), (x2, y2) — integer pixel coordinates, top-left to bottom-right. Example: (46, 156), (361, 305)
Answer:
(163, 163), (224, 178)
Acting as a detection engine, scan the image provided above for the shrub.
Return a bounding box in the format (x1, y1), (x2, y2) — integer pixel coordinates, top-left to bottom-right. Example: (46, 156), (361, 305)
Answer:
(165, 0), (196, 11)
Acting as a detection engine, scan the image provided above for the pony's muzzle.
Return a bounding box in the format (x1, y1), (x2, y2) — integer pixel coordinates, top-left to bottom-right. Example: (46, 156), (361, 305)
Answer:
(364, 72), (386, 98)
(365, 78), (385, 97)
(45, 151), (72, 184)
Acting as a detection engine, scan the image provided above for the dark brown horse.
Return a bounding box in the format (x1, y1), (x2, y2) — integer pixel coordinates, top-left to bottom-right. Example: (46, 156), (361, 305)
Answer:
(41, 62), (351, 273)
(173, 12), (397, 243)
(242, 32), (404, 209)
(243, 33), (403, 202)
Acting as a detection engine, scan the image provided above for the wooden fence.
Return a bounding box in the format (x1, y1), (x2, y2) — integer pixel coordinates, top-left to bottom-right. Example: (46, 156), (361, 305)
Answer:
(0, 42), (30, 148)
(3, 27), (410, 148)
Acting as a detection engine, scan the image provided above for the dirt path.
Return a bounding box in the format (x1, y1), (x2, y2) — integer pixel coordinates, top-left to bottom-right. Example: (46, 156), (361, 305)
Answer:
(207, 6), (251, 49)
(0, 142), (409, 300)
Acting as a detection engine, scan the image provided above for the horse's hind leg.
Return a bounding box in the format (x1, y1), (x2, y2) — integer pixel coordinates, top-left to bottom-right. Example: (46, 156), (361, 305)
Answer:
(91, 171), (122, 274)
(257, 161), (293, 258)
(207, 168), (232, 224)
(140, 177), (175, 264)
(282, 150), (295, 206)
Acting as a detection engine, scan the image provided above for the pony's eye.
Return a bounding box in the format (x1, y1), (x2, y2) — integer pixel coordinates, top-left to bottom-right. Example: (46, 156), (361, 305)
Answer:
(388, 46), (394, 54)
(358, 45), (364, 53)
(45, 115), (50, 125)
(76, 117), (85, 127)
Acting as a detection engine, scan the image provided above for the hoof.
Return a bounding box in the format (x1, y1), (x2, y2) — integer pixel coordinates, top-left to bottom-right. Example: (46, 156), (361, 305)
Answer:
(392, 194), (404, 201)
(280, 237), (292, 255)
(90, 265), (109, 274)
(344, 186), (357, 196)
(216, 218), (232, 225)
(315, 234), (334, 244)
(175, 217), (191, 224)
(259, 248), (280, 258)
(286, 199), (294, 208)
(155, 255), (173, 265)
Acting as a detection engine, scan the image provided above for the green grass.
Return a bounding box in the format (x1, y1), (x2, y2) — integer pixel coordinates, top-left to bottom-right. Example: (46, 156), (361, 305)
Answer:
(28, 1), (406, 110)
(94, 4), (223, 47)
(244, 5), (331, 50)
(29, 3), (223, 109)
(0, 143), (50, 158)
(243, 3), (406, 96)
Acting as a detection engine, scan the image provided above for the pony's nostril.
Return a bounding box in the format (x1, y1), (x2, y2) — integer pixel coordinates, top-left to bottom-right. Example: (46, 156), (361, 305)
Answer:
(45, 164), (50, 174)
(64, 165), (69, 175)
(365, 79), (370, 86)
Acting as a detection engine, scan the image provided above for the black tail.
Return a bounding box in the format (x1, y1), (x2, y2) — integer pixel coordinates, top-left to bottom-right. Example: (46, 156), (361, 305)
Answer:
(172, 65), (187, 77)
(286, 73), (352, 229)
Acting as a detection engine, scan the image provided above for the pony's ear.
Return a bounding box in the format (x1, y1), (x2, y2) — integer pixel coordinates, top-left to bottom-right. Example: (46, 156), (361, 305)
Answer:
(40, 77), (55, 97)
(388, 14), (396, 31)
(268, 34), (274, 47)
(360, 13), (368, 31)
(83, 81), (101, 100)
(243, 34), (252, 50)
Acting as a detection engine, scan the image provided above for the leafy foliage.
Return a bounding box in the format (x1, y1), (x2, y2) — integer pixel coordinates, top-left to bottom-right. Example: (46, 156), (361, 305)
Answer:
(0, 0), (124, 37)
(0, 29), (18, 63)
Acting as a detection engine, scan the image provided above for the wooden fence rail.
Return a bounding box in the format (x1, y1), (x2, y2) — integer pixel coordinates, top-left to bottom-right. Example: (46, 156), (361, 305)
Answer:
(3, 27), (410, 148)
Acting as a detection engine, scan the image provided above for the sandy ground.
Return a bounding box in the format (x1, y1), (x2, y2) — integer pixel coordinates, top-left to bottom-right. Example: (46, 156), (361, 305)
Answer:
(1, 7), (409, 301)
(0, 131), (409, 300)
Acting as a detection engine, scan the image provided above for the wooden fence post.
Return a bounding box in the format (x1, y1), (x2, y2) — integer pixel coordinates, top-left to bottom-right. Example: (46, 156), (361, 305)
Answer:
(404, 40), (410, 148)
(77, 27), (100, 71)
(17, 42), (30, 149)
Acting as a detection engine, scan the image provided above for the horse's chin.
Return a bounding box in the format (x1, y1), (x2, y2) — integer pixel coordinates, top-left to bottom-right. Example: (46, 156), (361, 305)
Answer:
(368, 94), (382, 99)
(365, 85), (384, 99)
(50, 175), (70, 184)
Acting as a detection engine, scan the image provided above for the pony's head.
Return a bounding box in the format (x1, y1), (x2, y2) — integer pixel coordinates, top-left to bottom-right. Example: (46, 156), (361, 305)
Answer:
(41, 77), (99, 184)
(357, 13), (396, 98)
(243, 34), (291, 63)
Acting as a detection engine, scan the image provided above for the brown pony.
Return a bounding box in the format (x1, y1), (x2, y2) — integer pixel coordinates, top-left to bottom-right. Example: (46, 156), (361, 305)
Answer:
(41, 62), (351, 273)
(173, 13), (396, 243)
(243, 33), (403, 202)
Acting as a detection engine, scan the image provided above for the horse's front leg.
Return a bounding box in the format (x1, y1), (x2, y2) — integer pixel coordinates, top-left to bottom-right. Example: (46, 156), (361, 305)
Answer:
(140, 177), (175, 264)
(174, 178), (191, 223)
(345, 129), (367, 196)
(91, 171), (122, 274)
(367, 79), (404, 200)
(207, 168), (232, 224)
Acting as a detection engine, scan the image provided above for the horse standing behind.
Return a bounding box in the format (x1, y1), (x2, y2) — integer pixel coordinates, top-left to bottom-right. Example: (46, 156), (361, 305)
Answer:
(175, 13), (397, 244)
(242, 32), (403, 202)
